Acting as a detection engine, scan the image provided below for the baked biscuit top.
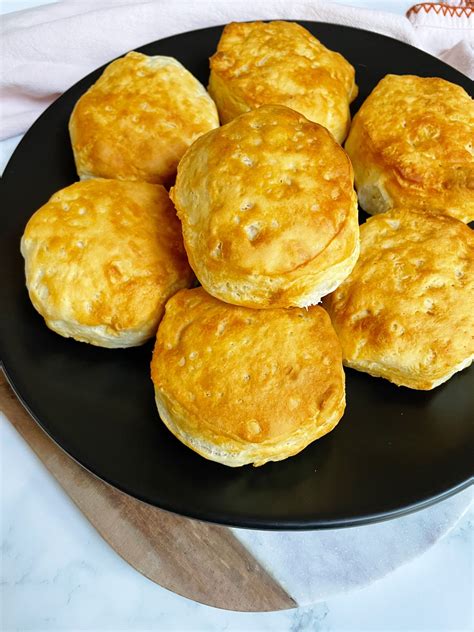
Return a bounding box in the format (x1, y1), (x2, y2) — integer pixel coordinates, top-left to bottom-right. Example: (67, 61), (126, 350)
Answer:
(209, 21), (357, 141)
(151, 287), (344, 446)
(354, 75), (474, 194)
(21, 179), (193, 334)
(211, 21), (356, 98)
(69, 52), (219, 185)
(324, 208), (474, 388)
(171, 105), (356, 278)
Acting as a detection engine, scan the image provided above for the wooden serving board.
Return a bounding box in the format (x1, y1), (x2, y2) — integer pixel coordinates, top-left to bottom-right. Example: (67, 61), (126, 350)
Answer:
(0, 370), (296, 612)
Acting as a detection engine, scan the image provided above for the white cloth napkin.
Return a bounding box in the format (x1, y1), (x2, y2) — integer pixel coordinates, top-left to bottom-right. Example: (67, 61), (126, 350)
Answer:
(1, 0), (473, 141)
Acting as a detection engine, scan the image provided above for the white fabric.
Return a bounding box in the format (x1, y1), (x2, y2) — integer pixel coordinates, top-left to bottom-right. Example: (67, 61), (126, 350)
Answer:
(408, 1), (474, 62)
(0, 0), (472, 140)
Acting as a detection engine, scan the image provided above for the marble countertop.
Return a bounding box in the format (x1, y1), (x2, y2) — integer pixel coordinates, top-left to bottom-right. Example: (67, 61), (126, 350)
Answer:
(1, 1), (473, 630)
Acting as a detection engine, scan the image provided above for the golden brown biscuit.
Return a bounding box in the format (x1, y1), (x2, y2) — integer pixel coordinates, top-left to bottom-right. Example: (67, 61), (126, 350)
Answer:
(171, 105), (360, 309)
(345, 75), (474, 223)
(209, 21), (357, 143)
(21, 179), (194, 348)
(69, 52), (219, 186)
(151, 288), (345, 467)
(323, 209), (474, 390)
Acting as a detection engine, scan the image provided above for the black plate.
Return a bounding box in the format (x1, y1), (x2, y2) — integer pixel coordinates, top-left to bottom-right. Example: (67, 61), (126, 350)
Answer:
(1, 23), (473, 529)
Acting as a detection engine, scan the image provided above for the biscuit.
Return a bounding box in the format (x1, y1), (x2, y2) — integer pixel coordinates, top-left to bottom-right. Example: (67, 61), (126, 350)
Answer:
(209, 21), (357, 143)
(323, 208), (474, 390)
(21, 179), (194, 348)
(345, 74), (474, 223)
(170, 105), (360, 309)
(151, 288), (345, 467)
(69, 52), (219, 186)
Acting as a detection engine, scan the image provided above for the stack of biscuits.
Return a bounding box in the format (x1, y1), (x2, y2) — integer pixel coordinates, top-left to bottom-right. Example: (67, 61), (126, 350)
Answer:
(21, 21), (474, 467)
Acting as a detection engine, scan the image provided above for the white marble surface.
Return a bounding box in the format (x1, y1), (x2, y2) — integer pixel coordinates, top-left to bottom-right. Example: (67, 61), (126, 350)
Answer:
(1, 1), (474, 629)
(233, 490), (472, 605)
(1, 413), (473, 630)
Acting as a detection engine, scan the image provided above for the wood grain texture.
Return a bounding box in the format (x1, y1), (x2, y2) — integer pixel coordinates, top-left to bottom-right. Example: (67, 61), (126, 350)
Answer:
(0, 370), (296, 612)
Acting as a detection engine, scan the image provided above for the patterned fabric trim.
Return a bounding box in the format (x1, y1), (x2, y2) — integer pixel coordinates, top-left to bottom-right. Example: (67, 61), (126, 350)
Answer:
(407, 2), (474, 19)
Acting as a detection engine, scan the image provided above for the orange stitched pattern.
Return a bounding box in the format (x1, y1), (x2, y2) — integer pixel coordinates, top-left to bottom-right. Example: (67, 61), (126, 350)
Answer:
(406, 2), (474, 18)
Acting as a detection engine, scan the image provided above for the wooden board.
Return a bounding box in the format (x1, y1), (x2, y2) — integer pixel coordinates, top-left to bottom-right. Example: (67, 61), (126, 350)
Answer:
(0, 370), (296, 612)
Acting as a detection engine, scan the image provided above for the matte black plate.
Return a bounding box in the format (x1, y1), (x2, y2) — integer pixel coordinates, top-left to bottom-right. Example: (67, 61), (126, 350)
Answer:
(1, 23), (472, 529)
